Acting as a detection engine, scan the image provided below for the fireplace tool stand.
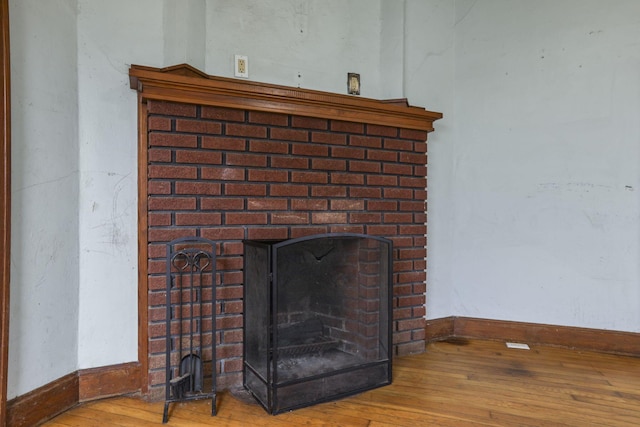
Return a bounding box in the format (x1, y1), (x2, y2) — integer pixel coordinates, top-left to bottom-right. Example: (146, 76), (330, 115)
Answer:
(162, 237), (217, 423)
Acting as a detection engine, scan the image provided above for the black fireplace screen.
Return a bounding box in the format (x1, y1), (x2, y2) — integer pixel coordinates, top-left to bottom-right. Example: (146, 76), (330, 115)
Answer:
(243, 233), (393, 414)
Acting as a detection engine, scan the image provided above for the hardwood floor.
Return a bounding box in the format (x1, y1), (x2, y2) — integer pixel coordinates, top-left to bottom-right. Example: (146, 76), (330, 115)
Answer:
(44, 339), (640, 426)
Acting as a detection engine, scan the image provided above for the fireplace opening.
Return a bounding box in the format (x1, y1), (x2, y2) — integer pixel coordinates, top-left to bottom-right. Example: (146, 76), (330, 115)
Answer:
(243, 233), (392, 414)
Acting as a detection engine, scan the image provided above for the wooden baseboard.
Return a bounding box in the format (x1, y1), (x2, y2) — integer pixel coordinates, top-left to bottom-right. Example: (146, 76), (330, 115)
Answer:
(6, 362), (141, 426)
(7, 372), (78, 427)
(78, 362), (141, 402)
(424, 317), (455, 341)
(426, 316), (640, 356)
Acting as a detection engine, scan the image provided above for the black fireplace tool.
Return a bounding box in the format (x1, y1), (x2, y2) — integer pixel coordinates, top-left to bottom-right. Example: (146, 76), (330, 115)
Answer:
(162, 237), (217, 423)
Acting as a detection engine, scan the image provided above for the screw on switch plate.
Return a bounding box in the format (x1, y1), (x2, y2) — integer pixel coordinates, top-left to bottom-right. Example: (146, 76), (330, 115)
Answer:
(234, 55), (248, 78)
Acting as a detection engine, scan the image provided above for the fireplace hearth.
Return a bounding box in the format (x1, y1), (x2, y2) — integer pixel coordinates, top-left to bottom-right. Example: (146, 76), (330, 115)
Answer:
(243, 233), (392, 413)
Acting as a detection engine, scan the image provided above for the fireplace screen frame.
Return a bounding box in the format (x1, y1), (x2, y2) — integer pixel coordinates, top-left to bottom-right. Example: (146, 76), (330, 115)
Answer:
(243, 232), (393, 414)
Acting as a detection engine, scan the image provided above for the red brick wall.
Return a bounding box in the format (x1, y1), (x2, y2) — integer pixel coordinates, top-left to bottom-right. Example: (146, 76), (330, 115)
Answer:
(145, 100), (429, 395)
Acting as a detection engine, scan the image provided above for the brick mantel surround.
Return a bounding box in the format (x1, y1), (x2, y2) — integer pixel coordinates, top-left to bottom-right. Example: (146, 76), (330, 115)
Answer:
(129, 64), (442, 398)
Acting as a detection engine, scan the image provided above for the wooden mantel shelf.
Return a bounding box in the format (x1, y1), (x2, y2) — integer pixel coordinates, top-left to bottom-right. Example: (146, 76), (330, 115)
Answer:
(129, 64), (442, 132)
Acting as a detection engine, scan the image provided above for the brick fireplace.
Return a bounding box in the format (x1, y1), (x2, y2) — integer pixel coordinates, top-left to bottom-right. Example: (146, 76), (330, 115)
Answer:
(129, 64), (442, 399)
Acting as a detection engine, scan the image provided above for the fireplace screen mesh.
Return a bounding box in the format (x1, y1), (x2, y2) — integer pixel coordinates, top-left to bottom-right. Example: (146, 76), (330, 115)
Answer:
(243, 233), (392, 414)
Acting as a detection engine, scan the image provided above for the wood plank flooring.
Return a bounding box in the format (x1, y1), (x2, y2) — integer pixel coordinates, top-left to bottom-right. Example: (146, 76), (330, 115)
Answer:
(44, 339), (640, 426)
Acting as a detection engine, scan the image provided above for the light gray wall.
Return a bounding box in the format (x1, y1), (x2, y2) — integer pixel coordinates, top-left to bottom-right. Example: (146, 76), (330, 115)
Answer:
(163, 0), (206, 69)
(403, 0), (456, 320)
(8, 0), (79, 398)
(76, 0), (166, 369)
(445, 0), (640, 330)
(205, 0), (385, 97)
(380, 0), (405, 99)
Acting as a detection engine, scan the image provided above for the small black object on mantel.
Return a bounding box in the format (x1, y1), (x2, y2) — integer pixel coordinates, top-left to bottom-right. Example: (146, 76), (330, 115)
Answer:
(347, 72), (360, 95)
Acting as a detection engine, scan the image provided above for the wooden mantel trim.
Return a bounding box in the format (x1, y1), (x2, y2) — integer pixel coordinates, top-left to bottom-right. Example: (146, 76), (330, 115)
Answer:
(129, 64), (442, 132)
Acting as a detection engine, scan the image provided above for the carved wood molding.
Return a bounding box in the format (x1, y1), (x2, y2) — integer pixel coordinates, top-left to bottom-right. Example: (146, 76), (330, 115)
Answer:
(129, 64), (443, 132)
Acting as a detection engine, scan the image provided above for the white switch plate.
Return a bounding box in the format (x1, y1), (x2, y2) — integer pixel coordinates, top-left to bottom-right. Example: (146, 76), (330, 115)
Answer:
(234, 54), (248, 78)
(506, 342), (530, 350)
